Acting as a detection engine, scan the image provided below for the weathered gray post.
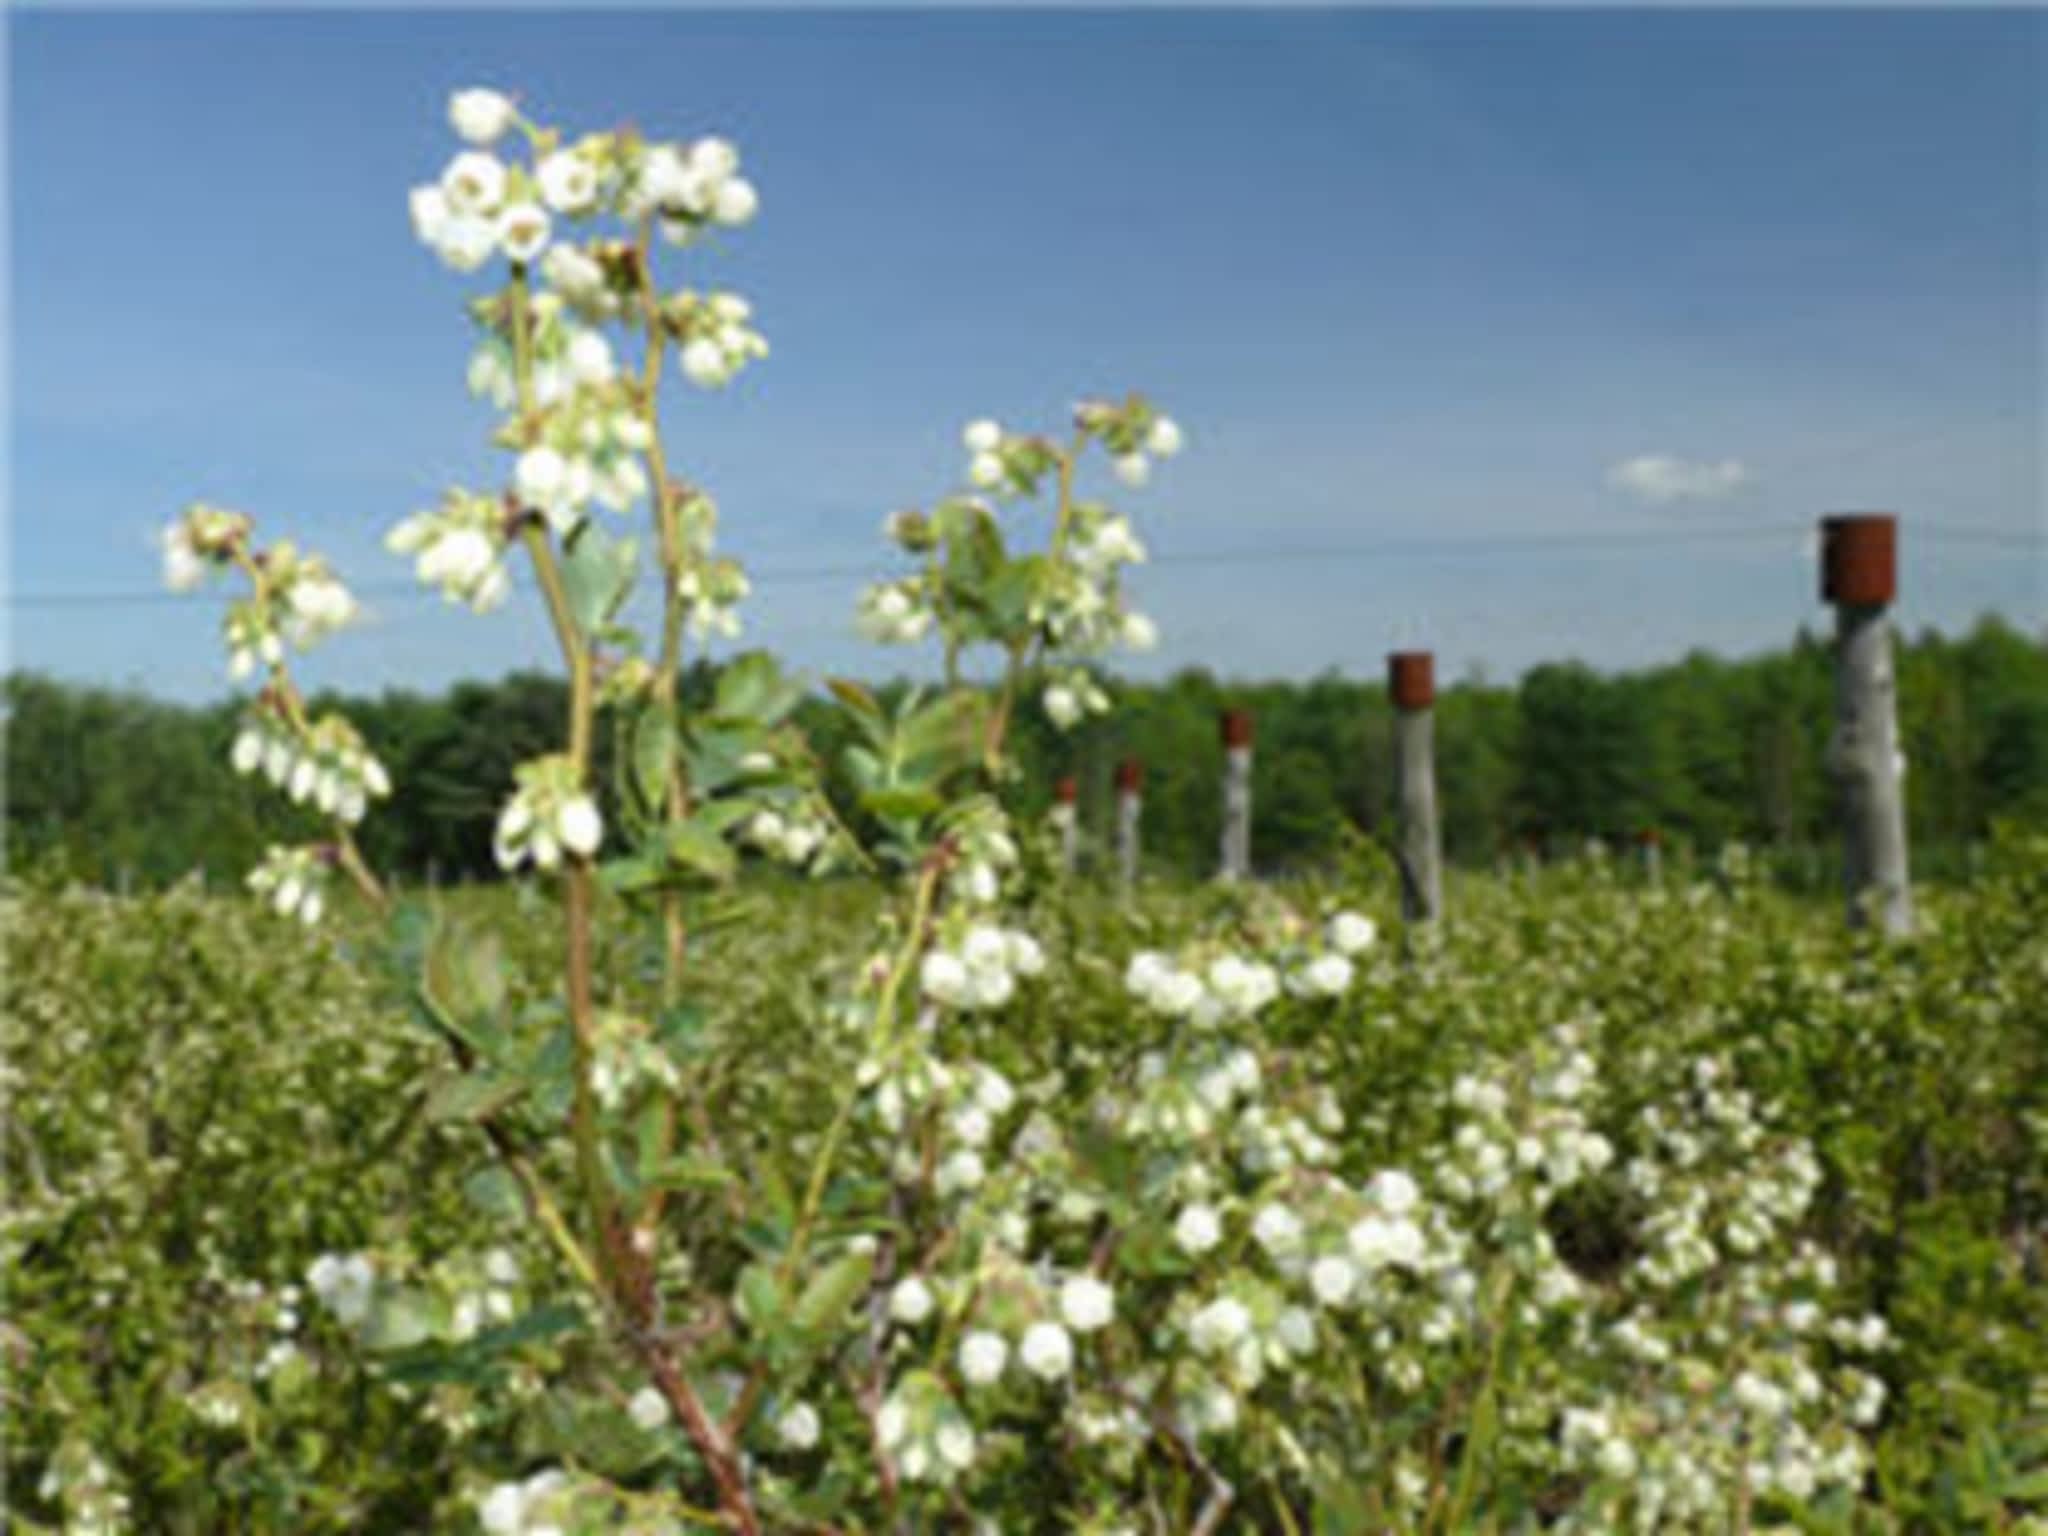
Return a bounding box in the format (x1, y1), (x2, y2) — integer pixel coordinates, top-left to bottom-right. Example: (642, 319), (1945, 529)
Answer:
(1115, 757), (1144, 889)
(1051, 776), (1079, 874)
(1637, 827), (1663, 886)
(1822, 513), (1913, 936)
(1218, 709), (1254, 883)
(1388, 652), (1444, 924)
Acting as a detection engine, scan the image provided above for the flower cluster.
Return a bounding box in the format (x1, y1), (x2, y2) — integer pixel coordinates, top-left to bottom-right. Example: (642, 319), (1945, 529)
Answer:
(493, 755), (603, 871)
(959, 417), (1042, 498)
(1124, 948), (1282, 1023)
(744, 805), (830, 868)
(35, 1441), (131, 1536)
(854, 579), (935, 645)
(1042, 671), (1111, 733)
(500, 319), (654, 533)
(676, 559), (750, 642)
(305, 1250), (377, 1326)
(1074, 396), (1184, 488)
(672, 488), (750, 642)
(410, 88), (758, 277)
(386, 490), (516, 611)
(469, 286), (623, 411)
(408, 86), (772, 624)
(160, 502), (251, 591)
(1439, 1040), (1616, 1208)
(219, 542), (359, 679)
(477, 1467), (571, 1536)
(244, 845), (334, 926)
(919, 921), (1047, 1011)
(862, 1044), (1017, 1155)
(876, 1372), (979, 1487)
(588, 1009), (684, 1111)
(630, 135), (760, 242)
(663, 289), (769, 388)
(164, 506), (360, 678)
(231, 707), (392, 826)
(959, 405), (1182, 498)
(943, 810), (1022, 908)
(1037, 503), (1156, 661)
(856, 401), (1177, 744)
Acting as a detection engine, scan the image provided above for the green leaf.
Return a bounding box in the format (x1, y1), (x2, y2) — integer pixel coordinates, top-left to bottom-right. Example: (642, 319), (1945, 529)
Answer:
(790, 1250), (874, 1337)
(693, 797), (760, 834)
(383, 1302), (584, 1387)
(532, 1389), (666, 1479)
(2003, 1470), (2048, 1502)
(654, 1004), (707, 1054)
(714, 652), (804, 727)
(684, 726), (755, 796)
(666, 819), (738, 883)
(897, 689), (985, 771)
(859, 786), (941, 823)
(362, 1289), (435, 1353)
(842, 744), (883, 792)
(524, 1020), (578, 1118)
(560, 521), (640, 634)
(597, 850), (666, 895)
(423, 1071), (525, 1125)
(735, 1263), (784, 1332)
(463, 1166), (525, 1220)
(423, 920), (506, 1035)
(826, 677), (883, 731)
(632, 706), (677, 811)
(639, 1156), (738, 1192)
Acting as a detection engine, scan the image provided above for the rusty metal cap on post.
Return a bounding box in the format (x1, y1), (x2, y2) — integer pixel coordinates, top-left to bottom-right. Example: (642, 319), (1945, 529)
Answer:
(1820, 514), (1898, 606)
(1115, 757), (1145, 793)
(1219, 708), (1255, 749)
(1054, 776), (1079, 805)
(1388, 651), (1435, 711)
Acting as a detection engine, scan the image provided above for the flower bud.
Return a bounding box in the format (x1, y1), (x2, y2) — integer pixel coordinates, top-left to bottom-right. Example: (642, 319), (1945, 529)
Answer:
(448, 88), (517, 146)
(555, 794), (603, 858)
(713, 178), (758, 226)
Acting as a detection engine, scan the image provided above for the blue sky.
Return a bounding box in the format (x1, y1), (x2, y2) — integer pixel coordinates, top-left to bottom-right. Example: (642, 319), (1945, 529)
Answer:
(8, 7), (2042, 704)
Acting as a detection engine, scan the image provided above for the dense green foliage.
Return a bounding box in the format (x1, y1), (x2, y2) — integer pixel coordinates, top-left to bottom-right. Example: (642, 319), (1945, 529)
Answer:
(8, 614), (2044, 888)
(8, 840), (2045, 1530)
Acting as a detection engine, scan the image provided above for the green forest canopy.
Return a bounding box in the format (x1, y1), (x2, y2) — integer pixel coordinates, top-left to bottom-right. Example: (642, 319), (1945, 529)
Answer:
(7, 616), (2045, 887)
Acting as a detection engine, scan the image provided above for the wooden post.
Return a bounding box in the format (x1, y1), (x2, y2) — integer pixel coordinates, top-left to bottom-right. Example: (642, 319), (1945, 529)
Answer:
(1218, 709), (1254, 883)
(1637, 827), (1663, 886)
(1051, 776), (1079, 874)
(1822, 513), (1912, 936)
(1388, 653), (1443, 923)
(1115, 757), (1144, 889)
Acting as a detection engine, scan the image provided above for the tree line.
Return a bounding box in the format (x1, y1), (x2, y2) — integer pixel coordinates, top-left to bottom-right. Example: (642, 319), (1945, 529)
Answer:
(7, 615), (2044, 888)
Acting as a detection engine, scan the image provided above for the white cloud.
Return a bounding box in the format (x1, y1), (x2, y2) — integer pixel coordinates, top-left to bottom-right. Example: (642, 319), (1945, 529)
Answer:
(1605, 454), (1752, 506)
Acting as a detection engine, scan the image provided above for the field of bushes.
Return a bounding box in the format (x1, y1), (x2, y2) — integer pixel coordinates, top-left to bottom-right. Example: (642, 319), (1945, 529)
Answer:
(8, 837), (2045, 1532)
